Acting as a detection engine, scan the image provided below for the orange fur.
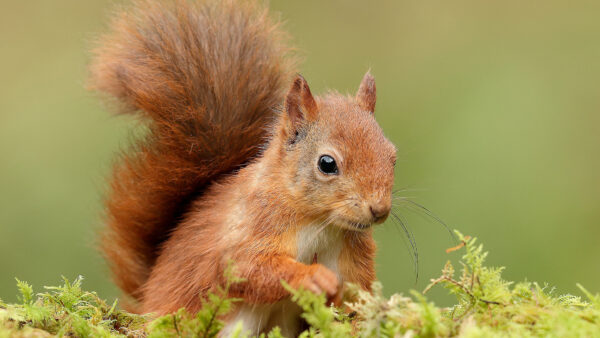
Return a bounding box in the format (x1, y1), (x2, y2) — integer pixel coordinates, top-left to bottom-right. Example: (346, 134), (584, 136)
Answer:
(90, 0), (396, 335)
(89, 0), (296, 304)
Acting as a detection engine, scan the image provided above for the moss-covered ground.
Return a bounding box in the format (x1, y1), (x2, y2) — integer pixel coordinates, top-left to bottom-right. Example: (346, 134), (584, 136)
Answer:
(2, 232), (598, 337)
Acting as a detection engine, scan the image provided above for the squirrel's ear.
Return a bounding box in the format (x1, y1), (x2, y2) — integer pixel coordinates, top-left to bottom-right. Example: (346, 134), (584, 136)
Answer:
(284, 74), (318, 130)
(356, 71), (376, 114)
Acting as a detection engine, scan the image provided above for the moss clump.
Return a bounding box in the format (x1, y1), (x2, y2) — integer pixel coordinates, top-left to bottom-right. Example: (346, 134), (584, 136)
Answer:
(345, 232), (600, 337)
(1, 231), (599, 337)
(0, 276), (147, 337)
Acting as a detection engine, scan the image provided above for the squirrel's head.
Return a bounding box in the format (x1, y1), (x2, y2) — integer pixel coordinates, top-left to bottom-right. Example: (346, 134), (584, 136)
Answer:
(276, 72), (396, 231)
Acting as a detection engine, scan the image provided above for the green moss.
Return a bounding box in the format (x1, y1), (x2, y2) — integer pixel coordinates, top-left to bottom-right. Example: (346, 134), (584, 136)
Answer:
(345, 232), (600, 337)
(0, 276), (147, 337)
(1, 231), (598, 337)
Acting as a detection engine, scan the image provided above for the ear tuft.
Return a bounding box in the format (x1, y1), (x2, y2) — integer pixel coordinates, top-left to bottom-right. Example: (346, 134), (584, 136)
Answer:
(285, 74), (318, 130)
(356, 71), (376, 114)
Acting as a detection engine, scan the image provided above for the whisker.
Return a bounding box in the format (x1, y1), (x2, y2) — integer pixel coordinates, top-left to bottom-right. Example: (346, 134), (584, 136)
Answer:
(389, 210), (419, 283)
(313, 221), (329, 239)
(392, 196), (417, 201)
(385, 217), (413, 275)
(393, 197), (456, 244)
(392, 186), (428, 195)
(304, 201), (352, 248)
(306, 216), (332, 246)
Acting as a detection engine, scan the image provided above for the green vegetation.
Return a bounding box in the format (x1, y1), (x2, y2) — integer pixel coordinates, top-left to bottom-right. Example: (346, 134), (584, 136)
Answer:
(0, 276), (147, 337)
(2, 232), (598, 337)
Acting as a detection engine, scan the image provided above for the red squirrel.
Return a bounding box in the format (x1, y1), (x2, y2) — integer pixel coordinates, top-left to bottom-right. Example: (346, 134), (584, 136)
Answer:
(89, 0), (396, 335)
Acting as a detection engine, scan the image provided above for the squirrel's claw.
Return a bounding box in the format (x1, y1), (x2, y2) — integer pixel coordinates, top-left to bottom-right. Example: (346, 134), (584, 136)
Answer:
(299, 264), (339, 298)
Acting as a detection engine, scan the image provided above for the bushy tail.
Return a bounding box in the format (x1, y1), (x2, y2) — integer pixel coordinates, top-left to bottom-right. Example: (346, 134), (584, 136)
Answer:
(89, 0), (296, 304)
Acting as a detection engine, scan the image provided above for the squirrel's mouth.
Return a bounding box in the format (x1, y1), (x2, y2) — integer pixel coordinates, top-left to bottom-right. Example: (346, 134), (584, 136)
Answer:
(336, 219), (372, 231)
(353, 223), (372, 230)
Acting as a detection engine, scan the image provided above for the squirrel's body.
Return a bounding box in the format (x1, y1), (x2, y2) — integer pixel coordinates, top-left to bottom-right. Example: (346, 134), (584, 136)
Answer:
(90, 0), (395, 335)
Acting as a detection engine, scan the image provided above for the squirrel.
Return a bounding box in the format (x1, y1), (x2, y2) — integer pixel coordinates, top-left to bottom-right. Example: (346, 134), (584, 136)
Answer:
(89, 0), (396, 335)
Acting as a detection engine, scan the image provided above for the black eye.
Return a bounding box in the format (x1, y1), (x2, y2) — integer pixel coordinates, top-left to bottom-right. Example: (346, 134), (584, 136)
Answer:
(318, 155), (338, 175)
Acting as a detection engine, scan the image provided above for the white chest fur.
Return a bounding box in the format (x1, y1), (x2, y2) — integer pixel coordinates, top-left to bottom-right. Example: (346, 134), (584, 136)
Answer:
(295, 224), (344, 278)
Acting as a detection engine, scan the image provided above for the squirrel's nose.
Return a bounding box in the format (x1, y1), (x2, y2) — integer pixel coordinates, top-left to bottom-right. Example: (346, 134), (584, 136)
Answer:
(370, 203), (391, 223)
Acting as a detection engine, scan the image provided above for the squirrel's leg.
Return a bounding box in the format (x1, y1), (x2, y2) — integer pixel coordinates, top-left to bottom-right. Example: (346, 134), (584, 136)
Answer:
(228, 254), (339, 304)
(222, 254), (338, 336)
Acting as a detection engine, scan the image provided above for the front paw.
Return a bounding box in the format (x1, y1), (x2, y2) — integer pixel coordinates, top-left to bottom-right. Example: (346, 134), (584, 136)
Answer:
(296, 264), (339, 297)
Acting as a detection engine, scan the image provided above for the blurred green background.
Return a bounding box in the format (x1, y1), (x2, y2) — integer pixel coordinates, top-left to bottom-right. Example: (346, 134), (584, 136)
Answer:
(1, 0), (599, 304)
